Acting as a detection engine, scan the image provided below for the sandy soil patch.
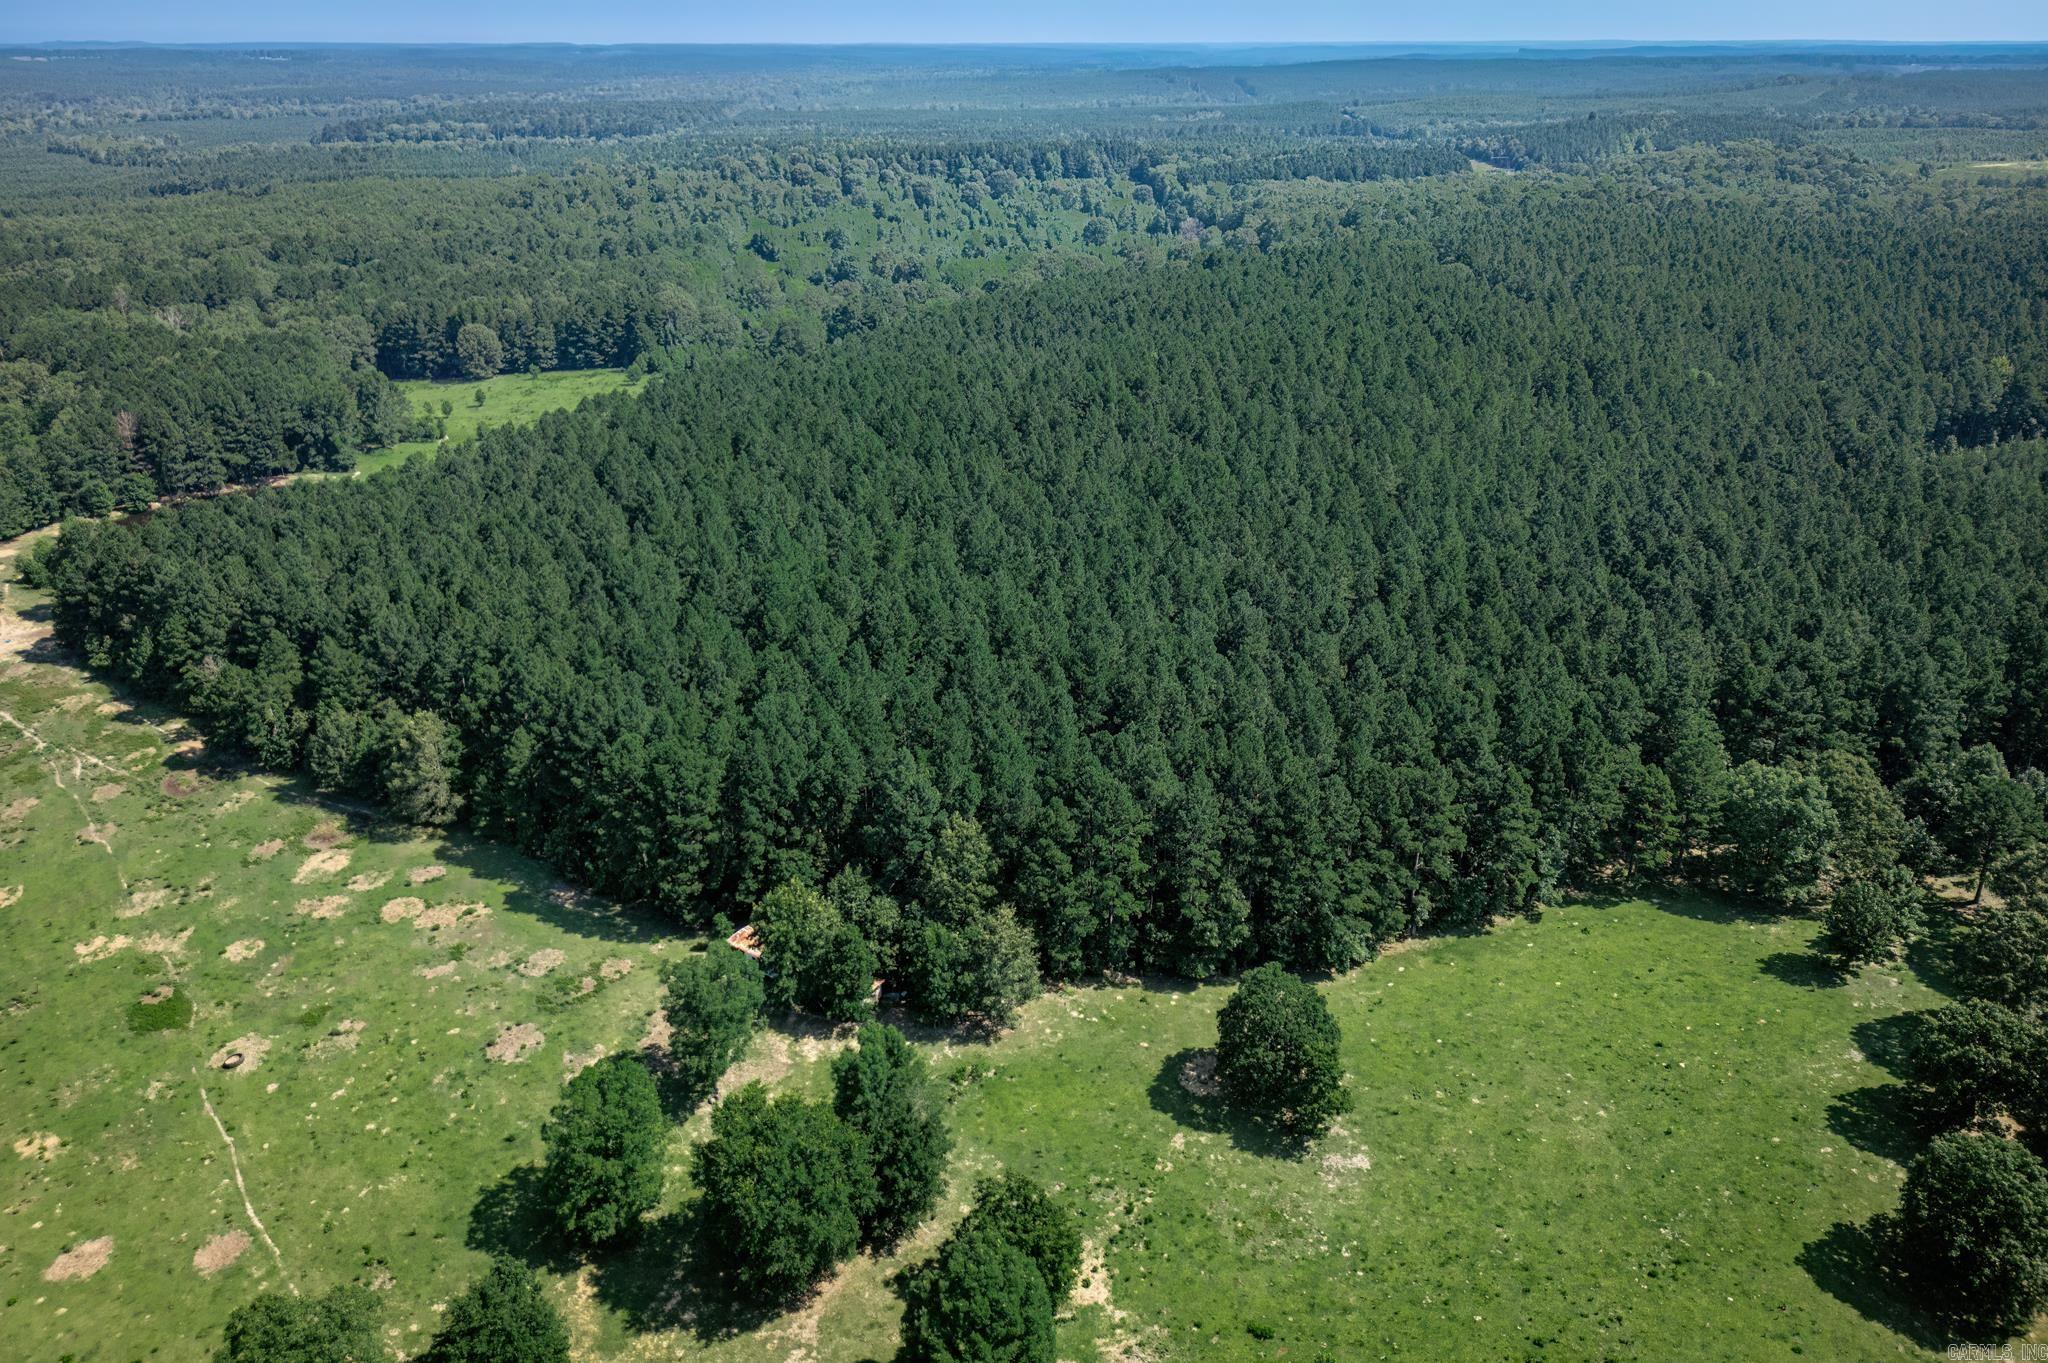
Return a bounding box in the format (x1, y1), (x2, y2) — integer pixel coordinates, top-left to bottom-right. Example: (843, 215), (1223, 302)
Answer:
(292, 849), (352, 883)
(90, 782), (125, 803)
(346, 871), (391, 892)
(0, 884), (21, 909)
(311, 1019), (367, 1057)
(380, 896), (424, 923)
(138, 927), (194, 956)
(95, 700), (126, 716)
(1072, 1239), (1125, 1317)
(121, 887), (172, 918)
(563, 1045), (608, 1079)
(74, 934), (131, 962)
(518, 949), (567, 978)
(600, 958), (633, 981)
(2, 796), (38, 822)
(43, 1236), (113, 1282)
(209, 1033), (272, 1074)
(418, 961), (458, 978)
(416, 901), (487, 929)
(77, 822), (114, 847)
(294, 895), (351, 920)
(1179, 1051), (1220, 1097)
(248, 839), (285, 861)
(302, 820), (347, 849)
(138, 984), (174, 1006)
(14, 1132), (61, 1161)
(223, 939), (265, 962)
(170, 738), (205, 756)
(486, 1023), (544, 1064)
(640, 1006), (673, 1054)
(160, 773), (202, 799)
(54, 692), (96, 712)
(193, 1229), (251, 1276)
(407, 864), (447, 885)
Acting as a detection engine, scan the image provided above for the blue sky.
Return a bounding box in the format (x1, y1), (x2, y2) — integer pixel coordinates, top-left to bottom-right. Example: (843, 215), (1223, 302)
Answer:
(3, 1), (2041, 46)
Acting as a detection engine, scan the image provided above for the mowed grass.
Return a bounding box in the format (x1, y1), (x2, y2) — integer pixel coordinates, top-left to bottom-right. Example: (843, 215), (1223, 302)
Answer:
(1, 536), (1966, 1362)
(355, 368), (645, 477)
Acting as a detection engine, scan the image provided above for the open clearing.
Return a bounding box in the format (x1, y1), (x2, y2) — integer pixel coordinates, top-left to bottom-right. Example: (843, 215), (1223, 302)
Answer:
(354, 368), (645, 477)
(1, 535), (1962, 1361)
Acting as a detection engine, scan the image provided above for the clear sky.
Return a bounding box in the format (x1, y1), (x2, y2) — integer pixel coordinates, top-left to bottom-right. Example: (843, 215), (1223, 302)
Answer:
(2, 1), (2041, 47)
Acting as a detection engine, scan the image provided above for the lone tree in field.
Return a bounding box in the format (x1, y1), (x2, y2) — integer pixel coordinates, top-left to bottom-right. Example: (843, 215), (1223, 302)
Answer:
(422, 1255), (569, 1363)
(1214, 963), (1351, 1143)
(898, 1216), (1055, 1363)
(831, 1022), (950, 1247)
(1898, 1131), (2048, 1338)
(539, 1054), (666, 1249)
(954, 1173), (1082, 1305)
(661, 943), (764, 1104)
(692, 1083), (875, 1301)
(215, 1285), (378, 1363)
(1820, 867), (1920, 967)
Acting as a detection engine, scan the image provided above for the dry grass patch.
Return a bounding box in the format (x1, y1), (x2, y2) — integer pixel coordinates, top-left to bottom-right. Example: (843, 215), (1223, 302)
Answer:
(380, 896), (425, 923)
(294, 895), (351, 920)
(292, 849), (352, 883)
(43, 1235), (113, 1282)
(486, 1023), (544, 1064)
(121, 886), (172, 918)
(192, 1229), (250, 1277)
(2, 795), (38, 821)
(13, 1131), (62, 1161)
(248, 838), (285, 861)
(159, 772), (202, 799)
(222, 938), (264, 962)
(90, 782), (124, 802)
(208, 1033), (272, 1074)
(416, 901), (487, 930)
(599, 957), (633, 981)
(346, 871), (391, 892)
(302, 820), (347, 849)
(74, 934), (131, 962)
(518, 949), (567, 978)
(0, 884), (21, 909)
(407, 864), (447, 885)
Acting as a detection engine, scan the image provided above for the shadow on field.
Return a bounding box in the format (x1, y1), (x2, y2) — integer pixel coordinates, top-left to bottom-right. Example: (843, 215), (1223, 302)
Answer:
(1903, 909), (1969, 1001)
(588, 1202), (781, 1341)
(466, 1164), (582, 1275)
(1825, 1084), (1924, 1164)
(1848, 1012), (1927, 1079)
(1759, 951), (1850, 989)
(1147, 1047), (1301, 1159)
(1797, 1217), (1956, 1351)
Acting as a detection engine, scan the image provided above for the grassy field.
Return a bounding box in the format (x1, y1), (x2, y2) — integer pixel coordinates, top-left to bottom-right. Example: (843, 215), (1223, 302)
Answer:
(356, 368), (646, 477)
(0, 529), (1977, 1362)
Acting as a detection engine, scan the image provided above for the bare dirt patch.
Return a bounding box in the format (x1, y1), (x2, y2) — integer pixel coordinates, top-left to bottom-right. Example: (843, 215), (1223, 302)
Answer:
(416, 901), (487, 930)
(215, 789), (255, 815)
(77, 822), (114, 847)
(600, 958), (633, 981)
(311, 1019), (367, 1057)
(90, 782), (125, 803)
(95, 700), (126, 717)
(1179, 1051), (1220, 1097)
(292, 849), (351, 884)
(486, 1023), (544, 1064)
(121, 887), (172, 918)
(0, 884), (21, 909)
(380, 896), (424, 923)
(407, 864), (447, 885)
(346, 871), (391, 892)
(248, 839), (285, 861)
(563, 1045), (608, 1079)
(74, 934), (131, 963)
(417, 961), (457, 979)
(1320, 1151), (1373, 1185)
(138, 927), (194, 956)
(302, 820), (347, 849)
(192, 1229), (251, 1276)
(223, 938), (265, 962)
(209, 1033), (272, 1074)
(518, 949), (567, 978)
(43, 1236), (113, 1282)
(159, 773), (202, 799)
(13, 1132), (61, 1161)
(2, 796), (38, 822)
(294, 895), (351, 920)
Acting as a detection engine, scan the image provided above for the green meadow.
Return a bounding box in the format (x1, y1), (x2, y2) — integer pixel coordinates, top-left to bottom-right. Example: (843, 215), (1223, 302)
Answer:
(355, 368), (647, 477)
(1, 541), (1963, 1361)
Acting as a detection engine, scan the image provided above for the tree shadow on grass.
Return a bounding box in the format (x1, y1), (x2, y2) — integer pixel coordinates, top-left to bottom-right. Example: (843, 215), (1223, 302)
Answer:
(1825, 1084), (1925, 1165)
(1849, 1012), (1928, 1079)
(1146, 1048), (1304, 1160)
(1797, 1218), (1958, 1352)
(587, 1201), (782, 1342)
(1904, 908), (1969, 1001)
(1760, 951), (1850, 989)
(466, 1163), (581, 1275)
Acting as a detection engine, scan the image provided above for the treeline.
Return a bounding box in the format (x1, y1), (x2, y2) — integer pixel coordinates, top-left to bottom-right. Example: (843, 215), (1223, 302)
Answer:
(45, 176), (2048, 988)
(0, 320), (406, 537)
(1461, 111), (1804, 168)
